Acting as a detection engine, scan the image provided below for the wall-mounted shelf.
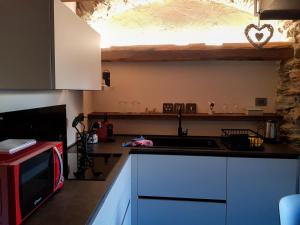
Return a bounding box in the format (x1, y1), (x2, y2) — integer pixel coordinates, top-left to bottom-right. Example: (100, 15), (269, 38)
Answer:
(102, 42), (293, 62)
(88, 112), (283, 121)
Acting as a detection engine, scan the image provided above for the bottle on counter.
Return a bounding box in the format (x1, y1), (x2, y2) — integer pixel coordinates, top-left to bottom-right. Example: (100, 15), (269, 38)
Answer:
(97, 114), (114, 142)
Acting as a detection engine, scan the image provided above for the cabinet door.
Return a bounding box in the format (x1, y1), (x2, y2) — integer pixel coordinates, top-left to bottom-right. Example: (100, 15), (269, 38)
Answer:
(138, 155), (226, 200)
(91, 156), (131, 225)
(121, 201), (131, 225)
(53, 0), (101, 90)
(113, 156), (131, 225)
(91, 199), (112, 225)
(138, 198), (226, 225)
(227, 157), (298, 225)
(0, 0), (52, 89)
(0, 0), (101, 90)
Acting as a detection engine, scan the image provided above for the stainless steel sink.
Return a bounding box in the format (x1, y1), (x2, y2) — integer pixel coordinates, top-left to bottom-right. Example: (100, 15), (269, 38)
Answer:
(146, 136), (221, 149)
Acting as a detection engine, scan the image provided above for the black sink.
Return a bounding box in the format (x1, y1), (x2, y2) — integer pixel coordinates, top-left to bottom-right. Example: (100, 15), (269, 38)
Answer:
(146, 136), (221, 149)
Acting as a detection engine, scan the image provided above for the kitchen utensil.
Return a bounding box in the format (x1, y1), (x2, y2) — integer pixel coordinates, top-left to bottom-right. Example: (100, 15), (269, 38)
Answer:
(265, 120), (278, 141)
(221, 129), (264, 150)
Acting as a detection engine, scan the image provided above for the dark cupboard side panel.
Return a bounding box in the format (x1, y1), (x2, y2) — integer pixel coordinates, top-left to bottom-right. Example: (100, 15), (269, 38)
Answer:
(0, 0), (53, 90)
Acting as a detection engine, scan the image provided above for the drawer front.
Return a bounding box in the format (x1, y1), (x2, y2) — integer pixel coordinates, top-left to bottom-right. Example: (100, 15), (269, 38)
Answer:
(138, 198), (226, 225)
(227, 157), (298, 225)
(138, 155), (226, 200)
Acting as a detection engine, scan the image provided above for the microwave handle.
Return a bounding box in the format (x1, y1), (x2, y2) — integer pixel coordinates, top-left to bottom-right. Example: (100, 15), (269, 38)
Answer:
(53, 146), (64, 188)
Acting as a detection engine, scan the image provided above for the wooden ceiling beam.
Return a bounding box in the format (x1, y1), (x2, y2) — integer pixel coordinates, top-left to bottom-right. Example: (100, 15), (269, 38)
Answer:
(102, 42), (294, 62)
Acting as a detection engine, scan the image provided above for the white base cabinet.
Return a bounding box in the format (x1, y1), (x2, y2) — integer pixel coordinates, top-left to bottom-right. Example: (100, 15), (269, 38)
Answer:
(122, 201), (131, 225)
(138, 198), (226, 225)
(91, 156), (131, 225)
(132, 154), (299, 225)
(227, 157), (298, 225)
(134, 154), (227, 225)
(90, 153), (299, 225)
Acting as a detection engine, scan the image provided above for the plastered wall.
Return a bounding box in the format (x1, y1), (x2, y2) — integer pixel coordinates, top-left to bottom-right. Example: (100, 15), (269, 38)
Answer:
(88, 60), (279, 136)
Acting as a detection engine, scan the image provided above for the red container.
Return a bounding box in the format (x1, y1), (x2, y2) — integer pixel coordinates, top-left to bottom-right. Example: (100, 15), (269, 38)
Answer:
(98, 120), (113, 142)
(0, 142), (64, 225)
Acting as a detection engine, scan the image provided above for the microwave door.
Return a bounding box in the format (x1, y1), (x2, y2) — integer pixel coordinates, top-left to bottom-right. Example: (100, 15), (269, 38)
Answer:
(19, 149), (54, 219)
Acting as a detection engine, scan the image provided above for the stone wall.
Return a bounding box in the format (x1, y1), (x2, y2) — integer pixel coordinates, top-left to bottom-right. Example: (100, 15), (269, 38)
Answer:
(77, 0), (255, 21)
(277, 21), (300, 147)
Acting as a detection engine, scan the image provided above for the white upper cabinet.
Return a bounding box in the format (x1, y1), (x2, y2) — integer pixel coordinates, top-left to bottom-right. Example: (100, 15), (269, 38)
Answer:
(0, 0), (101, 90)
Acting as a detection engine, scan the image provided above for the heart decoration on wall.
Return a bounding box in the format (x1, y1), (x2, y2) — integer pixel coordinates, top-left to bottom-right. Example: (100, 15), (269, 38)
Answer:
(245, 24), (274, 49)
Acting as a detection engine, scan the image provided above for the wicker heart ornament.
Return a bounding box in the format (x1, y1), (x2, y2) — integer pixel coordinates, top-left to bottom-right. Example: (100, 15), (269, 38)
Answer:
(245, 24), (274, 49)
(255, 32), (264, 41)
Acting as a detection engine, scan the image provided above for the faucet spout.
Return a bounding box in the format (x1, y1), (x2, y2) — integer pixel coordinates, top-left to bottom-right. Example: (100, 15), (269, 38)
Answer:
(177, 108), (188, 137)
(177, 108), (183, 137)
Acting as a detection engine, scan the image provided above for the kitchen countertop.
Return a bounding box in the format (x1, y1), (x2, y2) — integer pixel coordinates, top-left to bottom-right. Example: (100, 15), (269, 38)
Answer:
(23, 135), (300, 225)
(131, 137), (300, 159)
(23, 136), (131, 225)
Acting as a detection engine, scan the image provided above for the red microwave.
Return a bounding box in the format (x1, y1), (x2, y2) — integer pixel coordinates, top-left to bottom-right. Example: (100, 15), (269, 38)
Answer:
(0, 142), (64, 225)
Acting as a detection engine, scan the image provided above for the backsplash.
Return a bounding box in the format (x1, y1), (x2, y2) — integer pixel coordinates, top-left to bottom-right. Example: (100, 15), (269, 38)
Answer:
(94, 61), (278, 113)
(87, 60), (279, 136)
(0, 90), (83, 146)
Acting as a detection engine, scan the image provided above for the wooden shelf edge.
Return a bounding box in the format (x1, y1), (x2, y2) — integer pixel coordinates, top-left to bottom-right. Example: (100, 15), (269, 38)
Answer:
(88, 112), (283, 121)
(102, 42), (294, 62)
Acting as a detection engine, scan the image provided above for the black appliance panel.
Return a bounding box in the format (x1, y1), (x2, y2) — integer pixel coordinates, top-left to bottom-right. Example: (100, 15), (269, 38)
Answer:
(19, 149), (54, 218)
(0, 105), (68, 177)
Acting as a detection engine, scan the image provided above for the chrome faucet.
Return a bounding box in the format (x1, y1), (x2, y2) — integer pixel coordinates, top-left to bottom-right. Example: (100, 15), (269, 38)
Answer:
(177, 108), (188, 137)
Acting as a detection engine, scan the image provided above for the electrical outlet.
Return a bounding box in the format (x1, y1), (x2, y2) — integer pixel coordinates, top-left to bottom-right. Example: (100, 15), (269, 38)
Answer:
(255, 98), (268, 106)
(163, 103), (174, 113)
(174, 103), (185, 113)
(186, 103), (197, 113)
